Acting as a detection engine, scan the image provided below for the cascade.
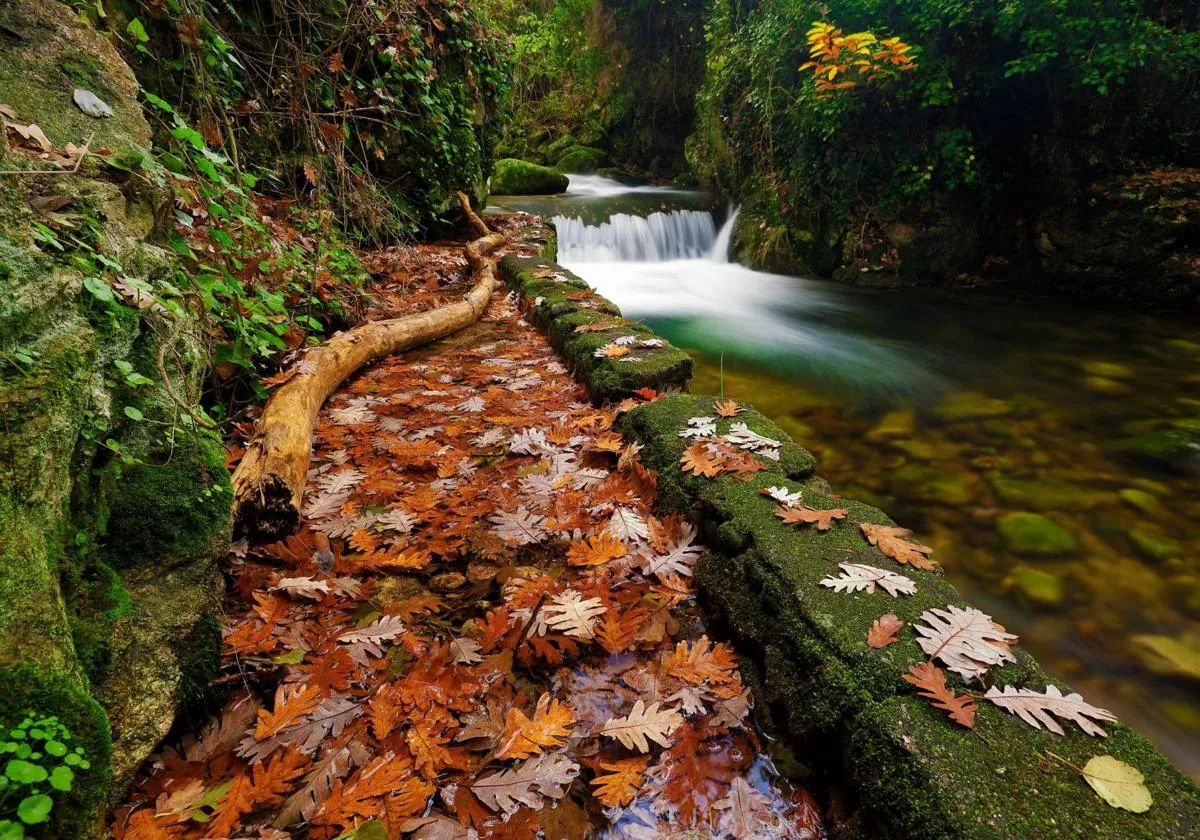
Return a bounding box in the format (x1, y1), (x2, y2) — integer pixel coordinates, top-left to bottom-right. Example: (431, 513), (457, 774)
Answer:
(553, 210), (719, 262)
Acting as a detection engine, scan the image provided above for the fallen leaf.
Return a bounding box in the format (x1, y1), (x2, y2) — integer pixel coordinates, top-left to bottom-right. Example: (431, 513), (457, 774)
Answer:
(867, 613), (904, 648)
(986, 684), (1116, 737)
(713, 400), (743, 418)
(902, 662), (976, 728)
(601, 700), (683, 753)
(1081, 755), (1153, 813)
(913, 606), (1016, 680)
(859, 522), (936, 570)
(774, 504), (849, 531)
(820, 562), (916, 597)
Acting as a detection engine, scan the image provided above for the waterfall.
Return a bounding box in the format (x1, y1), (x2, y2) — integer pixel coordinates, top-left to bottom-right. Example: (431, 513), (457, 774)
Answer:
(710, 206), (739, 263)
(554, 210), (718, 262)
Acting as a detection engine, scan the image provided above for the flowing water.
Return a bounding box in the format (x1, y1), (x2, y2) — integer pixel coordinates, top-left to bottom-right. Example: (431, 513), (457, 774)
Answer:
(494, 176), (1200, 779)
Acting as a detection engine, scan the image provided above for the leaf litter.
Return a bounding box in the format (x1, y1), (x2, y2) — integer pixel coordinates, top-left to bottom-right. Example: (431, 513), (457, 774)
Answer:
(113, 233), (823, 839)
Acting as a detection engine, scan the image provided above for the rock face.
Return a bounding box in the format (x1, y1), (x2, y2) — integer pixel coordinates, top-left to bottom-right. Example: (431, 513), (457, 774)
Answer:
(0, 1), (230, 834)
(490, 159), (569, 196)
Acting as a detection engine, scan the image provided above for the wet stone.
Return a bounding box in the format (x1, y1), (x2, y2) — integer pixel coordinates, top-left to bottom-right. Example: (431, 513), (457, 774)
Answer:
(1005, 564), (1065, 607)
(996, 511), (1078, 555)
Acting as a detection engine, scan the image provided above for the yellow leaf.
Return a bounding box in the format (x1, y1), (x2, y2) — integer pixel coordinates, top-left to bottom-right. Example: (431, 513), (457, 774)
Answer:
(1082, 756), (1153, 813)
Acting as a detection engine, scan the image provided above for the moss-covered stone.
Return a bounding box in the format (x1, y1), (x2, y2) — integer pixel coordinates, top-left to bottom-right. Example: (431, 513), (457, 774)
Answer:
(616, 394), (1200, 838)
(555, 144), (605, 174)
(491, 158), (569, 195)
(104, 434), (232, 569)
(499, 255), (693, 404)
(996, 511), (1078, 555)
(1005, 564), (1065, 606)
(1106, 426), (1200, 473)
(989, 476), (1111, 511)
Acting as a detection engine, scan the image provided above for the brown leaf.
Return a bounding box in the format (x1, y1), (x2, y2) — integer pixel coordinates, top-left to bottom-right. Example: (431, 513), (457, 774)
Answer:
(859, 522), (936, 570)
(867, 613), (904, 648)
(903, 662), (976, 728)
(713, 399), (744, 417)
(774, 504), (849, 531)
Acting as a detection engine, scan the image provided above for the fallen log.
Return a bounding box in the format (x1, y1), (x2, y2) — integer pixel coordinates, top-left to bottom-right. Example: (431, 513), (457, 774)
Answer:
(231, 193), (504, 540)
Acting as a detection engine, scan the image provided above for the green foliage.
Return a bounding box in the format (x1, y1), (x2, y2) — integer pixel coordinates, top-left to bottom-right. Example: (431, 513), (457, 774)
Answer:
(0, 690), (104, 840)
(98, 0), (508, 237)
(689, 0), (1200, 268)
(487, 0), (706, 178)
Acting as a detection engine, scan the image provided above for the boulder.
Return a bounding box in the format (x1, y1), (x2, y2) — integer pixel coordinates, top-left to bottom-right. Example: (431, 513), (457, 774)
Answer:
(555, 144), (605, 174)
(996, 511), (1077, 555)
(490, 158), (569, 195)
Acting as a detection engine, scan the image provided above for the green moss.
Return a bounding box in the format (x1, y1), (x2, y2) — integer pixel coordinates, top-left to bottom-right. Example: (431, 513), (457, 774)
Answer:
(555, 145), (605, 174)
(175, 614), (221, 722)
(0, 667), (111, 840)
(491, 159), (569, 195)
(103, 434), (232, 569)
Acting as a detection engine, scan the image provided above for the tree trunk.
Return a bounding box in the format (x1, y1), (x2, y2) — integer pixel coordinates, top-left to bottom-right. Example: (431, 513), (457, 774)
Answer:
(231, 194), (503, 540)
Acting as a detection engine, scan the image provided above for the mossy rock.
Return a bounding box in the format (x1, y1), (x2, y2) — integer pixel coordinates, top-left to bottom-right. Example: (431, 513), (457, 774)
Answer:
(499, 255), (693, 404)
(542, 134), (579, 162)
(103, 434), (232, 569)
(0, 666), (111, 840)
(490, 159), (569, 196)
(616, 394), (1200, 838)
(0, 0), (152, 153)
(989, 476), (1111, 511)
(1004, 564), (1064, 606)
(996, 511), (1078, 555)
(555, 144), (605, 174)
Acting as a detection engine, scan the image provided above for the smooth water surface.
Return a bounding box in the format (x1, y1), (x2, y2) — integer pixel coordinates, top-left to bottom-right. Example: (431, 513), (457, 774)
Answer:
(498, 175), (1200, 779)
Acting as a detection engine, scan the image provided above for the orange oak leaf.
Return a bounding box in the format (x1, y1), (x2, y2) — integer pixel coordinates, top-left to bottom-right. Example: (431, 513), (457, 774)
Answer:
(566, 533), (628, 567)
(255, 683), (322, 739)
(311, 754), (416, 830)
(859, 522), (936, 570)
(713, 400), (744, 418)
(664, 636), (739, 686)
(495, 693), (576, 761)
(680, 443), (724, 478)
(868, 613), (904, 649)
(774, 505), (849, 531)
(591, 756), (651, 807)
(902, 661), (977, 728)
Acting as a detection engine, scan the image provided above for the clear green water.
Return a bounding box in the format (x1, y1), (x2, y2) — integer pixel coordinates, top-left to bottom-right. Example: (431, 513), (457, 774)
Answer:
(501, 182), (1200, 779)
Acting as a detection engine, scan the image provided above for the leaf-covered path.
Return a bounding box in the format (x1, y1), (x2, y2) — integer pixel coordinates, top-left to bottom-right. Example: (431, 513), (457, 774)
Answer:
(113, 219), (823, 840)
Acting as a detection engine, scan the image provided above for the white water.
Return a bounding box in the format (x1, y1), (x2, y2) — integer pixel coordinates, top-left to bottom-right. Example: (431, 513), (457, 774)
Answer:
(565, 173), (683, 197)
(555, 207), (938, 395)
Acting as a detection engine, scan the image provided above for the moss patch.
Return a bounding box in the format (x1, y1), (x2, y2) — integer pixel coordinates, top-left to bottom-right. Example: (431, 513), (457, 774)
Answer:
(103, 433), (232, 569)
(491, 158), (569, 195)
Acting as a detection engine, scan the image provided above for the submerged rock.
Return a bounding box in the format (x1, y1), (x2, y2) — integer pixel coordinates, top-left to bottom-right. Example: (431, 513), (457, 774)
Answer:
(935, 391), (1015, 421)
(889, 463), (977, 506)
(997, 511), (1078, 555)
(1119, 487), (1167, 516)
(1128, 528), (1183, 563)
(989, 476), (1110, 511)
(490, 158), (569, 195)
(1107, 426), (1200, 473)
(1005, 565), (1065, 607)
(1082, 360), (1135, 379)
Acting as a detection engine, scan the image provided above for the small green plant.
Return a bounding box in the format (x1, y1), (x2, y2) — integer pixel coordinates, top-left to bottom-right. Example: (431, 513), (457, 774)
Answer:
(0, 714), (91, 838)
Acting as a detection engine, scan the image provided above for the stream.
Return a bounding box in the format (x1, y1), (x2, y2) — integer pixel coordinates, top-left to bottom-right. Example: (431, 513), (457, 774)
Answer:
(495, 175), (1200, 779)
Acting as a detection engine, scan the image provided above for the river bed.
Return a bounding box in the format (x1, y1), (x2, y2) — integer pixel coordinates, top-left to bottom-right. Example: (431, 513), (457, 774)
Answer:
(494, 176), (1200, 779)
